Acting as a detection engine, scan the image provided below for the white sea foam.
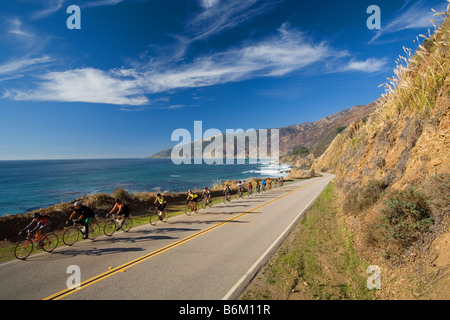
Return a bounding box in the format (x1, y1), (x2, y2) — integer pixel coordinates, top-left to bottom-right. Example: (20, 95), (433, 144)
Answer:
(242, 163), (290, 178)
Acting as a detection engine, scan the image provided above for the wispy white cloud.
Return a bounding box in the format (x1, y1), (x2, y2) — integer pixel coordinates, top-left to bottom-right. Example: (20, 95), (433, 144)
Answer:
(7, 18), (32, 37)
(370, 0), (447, 44)
(3, 23), (385, 106)
(142, 23), (332, 93)
(187, 0), (280, 41)
(31, 0), (129, 18)
(31, 0), (66, 20)
(6, 68), (148, 105)
(198, 0), (220, 9)
(82, 0), (126, 8)
(342, 58), (388, 73)
(0, 55), (52, 75)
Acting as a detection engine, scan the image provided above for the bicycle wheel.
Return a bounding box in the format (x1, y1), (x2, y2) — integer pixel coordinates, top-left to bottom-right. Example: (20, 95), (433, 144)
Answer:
(14, 239), (33, 260)
(184, 203), (192, 216)
(161, 211), (168, 222)
(207, 197), (213, 208)
(41, 232), (58, 252)
(121, 218), (132, 232)
(88, 223), (100, 240)
(63, 227), (79, 246)
(200, 198), (206, 210)
(104, 220), (116, 236)
(149, 212), (159, 226)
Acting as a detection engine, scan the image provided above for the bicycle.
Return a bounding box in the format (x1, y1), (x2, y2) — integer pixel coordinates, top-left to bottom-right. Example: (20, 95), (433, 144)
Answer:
(149, 206), (168, 225)
(103, 213), (132, 236)
(15, 230), (59, 260)
(63, 219), (100, 246)
(223, 192), (231, 204)
(201, 194), (213, 209)
(247, 188), (253, 197)
(237, 188), (245, 199)
(185, 200), (199, 215)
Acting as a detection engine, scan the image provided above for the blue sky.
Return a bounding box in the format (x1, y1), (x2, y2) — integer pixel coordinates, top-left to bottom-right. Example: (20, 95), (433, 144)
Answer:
(0, 0), (447, 160)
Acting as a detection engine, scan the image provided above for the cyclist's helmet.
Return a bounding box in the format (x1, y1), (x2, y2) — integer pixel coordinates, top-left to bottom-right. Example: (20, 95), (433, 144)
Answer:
(157, 193), (161, 197)
(74, 201), (81, 207)
(115, 199), (122, 203)
(32, 212), (40, 218)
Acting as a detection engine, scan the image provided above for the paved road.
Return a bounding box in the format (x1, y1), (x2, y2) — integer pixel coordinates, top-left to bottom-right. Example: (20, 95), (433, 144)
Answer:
(0, 173), (334, 300)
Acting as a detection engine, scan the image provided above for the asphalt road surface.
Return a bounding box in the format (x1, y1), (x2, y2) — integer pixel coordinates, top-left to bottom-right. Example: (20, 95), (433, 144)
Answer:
(0, 173), (335, 300)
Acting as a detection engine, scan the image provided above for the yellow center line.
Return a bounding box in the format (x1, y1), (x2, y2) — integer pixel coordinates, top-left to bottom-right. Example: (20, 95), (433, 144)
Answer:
(43, 178), (322, 300)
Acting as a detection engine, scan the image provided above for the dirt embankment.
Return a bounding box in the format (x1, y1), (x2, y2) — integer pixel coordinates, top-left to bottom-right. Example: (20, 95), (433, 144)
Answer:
(310, 12), (450, 299)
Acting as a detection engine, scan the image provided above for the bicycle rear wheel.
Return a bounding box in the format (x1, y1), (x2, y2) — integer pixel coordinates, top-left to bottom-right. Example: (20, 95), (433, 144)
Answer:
(63, 227), (79, 246)
(14, 239), (33, 260)
(41, 232), (58, 252)
(104, 220), (116, 236)
(121, 218), (132, 232)
(88, 223), (100, 240)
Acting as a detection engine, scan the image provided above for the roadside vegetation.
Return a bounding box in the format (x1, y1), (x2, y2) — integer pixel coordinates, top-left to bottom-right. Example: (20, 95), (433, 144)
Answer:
(240, 183), (374, 300)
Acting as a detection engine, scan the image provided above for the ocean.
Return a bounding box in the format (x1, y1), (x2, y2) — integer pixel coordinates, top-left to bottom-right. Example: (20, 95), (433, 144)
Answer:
(0, 158), (290, 217)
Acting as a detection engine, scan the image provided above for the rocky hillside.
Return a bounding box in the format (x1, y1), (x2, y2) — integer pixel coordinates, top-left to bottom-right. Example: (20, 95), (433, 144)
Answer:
(312, 8), (449, 299)
(148, 101), (378, 164)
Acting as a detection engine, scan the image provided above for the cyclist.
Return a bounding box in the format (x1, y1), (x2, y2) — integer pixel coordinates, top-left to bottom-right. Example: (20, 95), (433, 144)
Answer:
(261, 179), (266, 191)
(237, 180), (244, 196)
(186, 190), (198, 212)
(267, 178), (272, 190)
(248, 181), (253, 195)
(202, 186), (212, 204)
(256, 181), (261, 193)
(67, 201), (95, 239)
(224, 184), (231, 201)
(154, 193), (167, 220)
(108, 199), (130, 231)
(19, 212), (51, 247)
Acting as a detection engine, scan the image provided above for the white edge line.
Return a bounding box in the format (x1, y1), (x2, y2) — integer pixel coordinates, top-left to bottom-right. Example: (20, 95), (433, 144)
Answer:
(221, 178), (331, 300)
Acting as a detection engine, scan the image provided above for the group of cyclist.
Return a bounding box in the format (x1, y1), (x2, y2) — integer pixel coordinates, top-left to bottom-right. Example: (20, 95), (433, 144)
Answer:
(19, 177), (284, 248)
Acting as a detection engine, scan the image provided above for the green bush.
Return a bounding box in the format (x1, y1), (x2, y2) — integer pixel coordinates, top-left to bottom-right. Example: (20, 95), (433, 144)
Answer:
(289, 146), (309, 157)
(111, 188), (134, 203)
(343, 180), (387, 215)
(375, 187), (434, 250)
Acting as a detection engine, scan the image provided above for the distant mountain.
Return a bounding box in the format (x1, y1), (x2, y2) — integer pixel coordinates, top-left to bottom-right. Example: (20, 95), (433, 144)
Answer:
(147, 100), (379, 164)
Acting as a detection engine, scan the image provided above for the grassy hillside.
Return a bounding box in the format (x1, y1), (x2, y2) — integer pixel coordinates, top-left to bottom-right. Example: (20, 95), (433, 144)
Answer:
(242, 5), (449, 300)
(311, 7), (450, 299)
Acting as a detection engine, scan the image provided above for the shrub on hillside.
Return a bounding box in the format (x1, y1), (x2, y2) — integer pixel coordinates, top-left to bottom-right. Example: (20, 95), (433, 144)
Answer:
(374, 187), (434, 253)
(343, 180), (387, 215)
(111, 188), (134, 203)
